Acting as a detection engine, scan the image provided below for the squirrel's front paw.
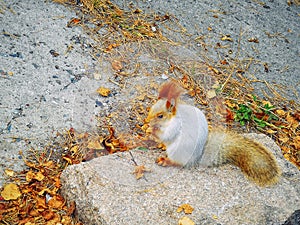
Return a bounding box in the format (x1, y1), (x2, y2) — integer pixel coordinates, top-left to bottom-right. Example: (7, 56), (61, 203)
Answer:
(156, 157), (180, 167)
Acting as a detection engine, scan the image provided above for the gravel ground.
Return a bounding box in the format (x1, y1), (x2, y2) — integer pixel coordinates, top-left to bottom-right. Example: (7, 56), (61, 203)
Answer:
(124, 0), (300, 100)
(126, 0), (300, 102)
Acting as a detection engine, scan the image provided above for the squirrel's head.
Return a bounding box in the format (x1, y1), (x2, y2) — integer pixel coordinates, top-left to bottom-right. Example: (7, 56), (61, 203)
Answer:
(145, 98), (176, 138)
(144, 81), (184, 139)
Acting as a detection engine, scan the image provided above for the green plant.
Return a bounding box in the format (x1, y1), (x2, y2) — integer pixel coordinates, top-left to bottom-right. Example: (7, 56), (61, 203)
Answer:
(234, 104), (253, 126)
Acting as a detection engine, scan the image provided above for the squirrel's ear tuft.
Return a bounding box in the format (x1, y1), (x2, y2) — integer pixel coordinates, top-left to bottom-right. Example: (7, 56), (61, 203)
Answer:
(158, 81), (184, 102)
(166, 99), (176, 114)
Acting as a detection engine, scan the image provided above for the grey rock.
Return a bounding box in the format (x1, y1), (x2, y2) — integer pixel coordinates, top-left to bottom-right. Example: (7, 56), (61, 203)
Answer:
(61, 134), (300, 225)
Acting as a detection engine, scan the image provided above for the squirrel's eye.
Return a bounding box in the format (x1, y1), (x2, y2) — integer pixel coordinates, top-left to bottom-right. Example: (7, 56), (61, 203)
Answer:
(157, 114), (163, 119)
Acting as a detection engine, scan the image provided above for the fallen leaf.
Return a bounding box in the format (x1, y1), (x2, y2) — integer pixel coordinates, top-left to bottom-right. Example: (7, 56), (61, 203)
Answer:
(1, 183), (21, 200)
(133, 165), (150, 180)
(286, 113), (299, 129)
(177, 203), (194, 214)
(291, 136), (300, 150)
(36, 196), (47, 209)
(4, 169), (15, 177)
(111, 60), (123, 71)
(42, 209), (55, 220)
(67, 18), (81, 27)
(221, 34), (233, 42)
(276, 109), (286, 116)
(279, 137), (289, 143)
(26, 170), (45, 182)
(97, 87), (111, 97)
(178, 216), (195, 225)
(220, 59), (228, 65)
(248, 37), (259, 43)
(87, 139), (104, 150)
(266, 129), (277, 134)
(48, 195), (65, 209)
(67, 201), (76, 216)
(207, 89), (216, 99)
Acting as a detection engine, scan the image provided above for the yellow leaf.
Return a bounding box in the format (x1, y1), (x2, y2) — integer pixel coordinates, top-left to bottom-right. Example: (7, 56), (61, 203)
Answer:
(35, 171), (45, 181)
(177, 203), (194, 214)
(178, 216), (195, 225)
(221, 34), (233, 42)
(70, 145), (79, 154)
(1, 183), (21, 200)
(279, 137), (289, 143)
(212, 214), (219, 219)
(97, 87), (111, 97)
(276, 109), (286, 116)
(4, 169), (15, 177)
(26, 170), (45, 182)
(266, 129), (277, 134)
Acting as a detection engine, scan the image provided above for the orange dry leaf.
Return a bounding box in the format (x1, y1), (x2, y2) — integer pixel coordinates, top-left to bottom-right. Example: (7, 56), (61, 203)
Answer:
(48, 195), (65, 209)
(1, 183), (21, 200)
(26, 170), (45, 182)
(220, 59), (228, 65)
(133, 165), (150, 180)
(54, 176), (61, 188)
(67, 18), (81, 27)
(105, 43), (120, 52)
(36, 196), (47, 209)
(97, 87), (111, 97)
(177, 203), (194, 214)
(29, 208), (40, 217)
(42, 209), (55, 220)
(67, 201), (76, 216)
(291, 136), (300, 150)
(286, 113), (299, 129)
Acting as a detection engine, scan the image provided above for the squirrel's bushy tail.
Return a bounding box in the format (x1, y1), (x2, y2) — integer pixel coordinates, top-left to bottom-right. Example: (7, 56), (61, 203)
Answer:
(206, 130), (281, 187)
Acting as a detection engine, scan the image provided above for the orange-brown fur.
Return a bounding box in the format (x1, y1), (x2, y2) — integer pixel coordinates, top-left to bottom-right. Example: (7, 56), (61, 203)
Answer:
(222, 133), (281, 186)
(158, 80), (184, 103)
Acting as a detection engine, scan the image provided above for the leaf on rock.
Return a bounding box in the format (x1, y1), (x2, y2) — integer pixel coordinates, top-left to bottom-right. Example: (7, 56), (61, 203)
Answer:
(178, 216), (195, 225)
(133, 165), (150, 180)
(177, 203), (194, 214)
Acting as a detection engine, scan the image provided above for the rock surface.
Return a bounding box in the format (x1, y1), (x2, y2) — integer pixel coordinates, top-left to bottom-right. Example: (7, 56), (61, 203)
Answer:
(61, 134), (300, 225)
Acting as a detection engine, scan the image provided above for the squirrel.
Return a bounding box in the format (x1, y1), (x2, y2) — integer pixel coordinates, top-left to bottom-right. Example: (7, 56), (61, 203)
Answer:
(145, 80), (281, 187)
